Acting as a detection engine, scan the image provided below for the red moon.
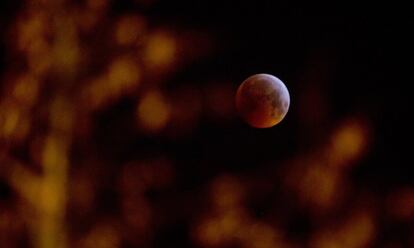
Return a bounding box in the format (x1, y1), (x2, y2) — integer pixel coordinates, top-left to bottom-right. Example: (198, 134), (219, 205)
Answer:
(236, 74), (290, 128)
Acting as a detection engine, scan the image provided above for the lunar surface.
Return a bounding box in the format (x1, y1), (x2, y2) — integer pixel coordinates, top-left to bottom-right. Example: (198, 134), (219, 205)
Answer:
(236, 73), (290, 128)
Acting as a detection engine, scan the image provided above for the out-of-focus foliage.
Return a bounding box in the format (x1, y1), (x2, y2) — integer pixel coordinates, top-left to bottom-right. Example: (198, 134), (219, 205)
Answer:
(0, 0), (411, 248)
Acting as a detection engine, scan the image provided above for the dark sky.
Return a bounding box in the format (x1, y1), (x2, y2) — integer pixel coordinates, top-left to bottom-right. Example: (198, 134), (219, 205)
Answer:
(0, 1), (412, 246)
(0, 0), (411, 195)
(131, 1), (412, 183)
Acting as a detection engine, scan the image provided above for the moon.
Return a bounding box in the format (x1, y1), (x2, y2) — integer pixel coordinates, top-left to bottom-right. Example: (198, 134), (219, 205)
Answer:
(235, 73), (290, 128)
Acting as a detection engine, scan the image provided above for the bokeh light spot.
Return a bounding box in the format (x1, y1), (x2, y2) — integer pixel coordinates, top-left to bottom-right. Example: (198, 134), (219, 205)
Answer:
(144, 31), (176, 69)
(137, 91), (170, 132)
(329, 119), (369, 167)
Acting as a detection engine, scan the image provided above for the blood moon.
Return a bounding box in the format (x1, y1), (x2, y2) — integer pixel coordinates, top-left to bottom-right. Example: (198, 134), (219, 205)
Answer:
(235, 74), (290, 128)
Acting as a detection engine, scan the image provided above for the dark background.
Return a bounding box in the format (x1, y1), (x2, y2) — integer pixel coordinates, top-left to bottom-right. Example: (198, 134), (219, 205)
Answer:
(0, 0), (412, 247)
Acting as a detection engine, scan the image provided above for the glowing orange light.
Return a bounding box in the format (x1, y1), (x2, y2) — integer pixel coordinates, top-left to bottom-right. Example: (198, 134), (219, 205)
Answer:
(144, 31), (176, 69)
(329, 119), (369, 167)
(311, 210), (375, 248)
(107, 57), (141, 90)
(137, 91), (170, 132)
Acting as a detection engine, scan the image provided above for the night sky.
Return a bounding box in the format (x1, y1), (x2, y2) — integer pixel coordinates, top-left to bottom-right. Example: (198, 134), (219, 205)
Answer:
(0, 1), (412, 247)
